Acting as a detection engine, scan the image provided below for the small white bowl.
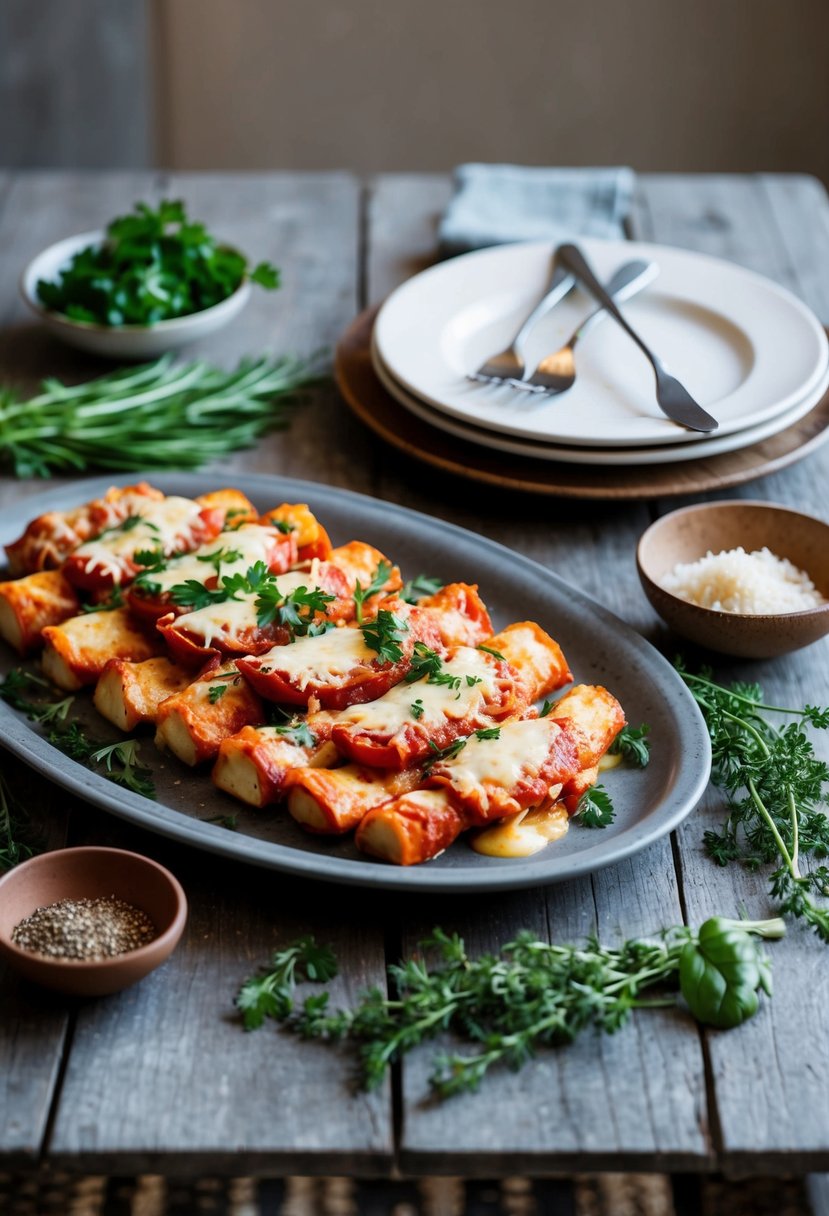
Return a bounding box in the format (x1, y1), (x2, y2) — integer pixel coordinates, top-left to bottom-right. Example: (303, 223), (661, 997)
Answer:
(20, 230), (251, 359)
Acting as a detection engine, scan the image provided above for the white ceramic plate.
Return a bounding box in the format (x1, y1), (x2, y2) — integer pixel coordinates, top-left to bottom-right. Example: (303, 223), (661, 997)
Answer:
(372, 338), (829, 467)
(0, 473), (710, 893)
(374, 237), (829, 449)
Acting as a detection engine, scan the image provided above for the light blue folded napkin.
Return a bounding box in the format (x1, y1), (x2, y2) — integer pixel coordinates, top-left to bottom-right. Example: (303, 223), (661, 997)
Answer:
(439, 164), (635, 254)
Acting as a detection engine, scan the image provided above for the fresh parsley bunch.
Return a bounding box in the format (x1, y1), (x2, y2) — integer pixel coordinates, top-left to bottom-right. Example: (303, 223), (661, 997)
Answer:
(36, 199), (280, 326)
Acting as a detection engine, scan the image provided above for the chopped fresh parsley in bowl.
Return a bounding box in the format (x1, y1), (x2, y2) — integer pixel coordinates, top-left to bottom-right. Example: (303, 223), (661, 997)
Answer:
(22, 199), (281, 357)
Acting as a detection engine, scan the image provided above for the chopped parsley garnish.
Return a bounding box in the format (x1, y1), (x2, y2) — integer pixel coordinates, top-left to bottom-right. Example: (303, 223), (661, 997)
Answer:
(411, 699), (425, 720)
(399, 574), (444, 605)
(539, 700), (555, 718)
(272, 519), (296, 535)
(197, 546), (244, 574)
(361, 610), (409, 664)
(274, 719), (317, 748)
(405, 642), (444, 683)
(609, 723), (651, 768)
(427, 737), (468, 764)
(208, 684), (229, 703)
(474, 727), (501, 741)
(81, 586), (125, 613)
(353, 560), (393, 624)
(577, 785), (615, 828)
(466, 675), (483, 688)
(477, 644), (506, 662)
(168, 579), (229, 610)
(256, 581), (336, 634)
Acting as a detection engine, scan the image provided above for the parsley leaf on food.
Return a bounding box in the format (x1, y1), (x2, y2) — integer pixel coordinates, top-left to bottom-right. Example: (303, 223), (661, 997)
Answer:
(353, 560), (393, 624)
(361, 610), (410, 664)
(577, 785), (615, 828)
(399, 575), (444, 605)
(609, 723), (651, 768)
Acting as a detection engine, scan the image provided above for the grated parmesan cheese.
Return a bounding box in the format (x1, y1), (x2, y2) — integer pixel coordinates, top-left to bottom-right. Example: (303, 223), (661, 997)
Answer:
(661, 547), (826, 614)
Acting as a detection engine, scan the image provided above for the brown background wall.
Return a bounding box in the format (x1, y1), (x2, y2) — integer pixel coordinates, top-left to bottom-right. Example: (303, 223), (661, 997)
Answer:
(154, 0), (829, 178)
(1, 0), (828, 180)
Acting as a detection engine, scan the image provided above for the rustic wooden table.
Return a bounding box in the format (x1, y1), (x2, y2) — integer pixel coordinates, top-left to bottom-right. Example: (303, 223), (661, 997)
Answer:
(1, 171), (828, 1182)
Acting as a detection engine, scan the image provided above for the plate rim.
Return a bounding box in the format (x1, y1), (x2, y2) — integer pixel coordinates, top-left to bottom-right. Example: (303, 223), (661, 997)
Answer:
(0, 471), (713, 893)
(372, 336), (829, 468)
(374, 236), (829, 449)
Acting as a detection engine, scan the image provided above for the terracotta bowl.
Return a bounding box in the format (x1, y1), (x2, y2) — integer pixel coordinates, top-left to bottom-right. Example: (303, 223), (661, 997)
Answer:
(636, 500), (829, 659)
(0, 847), (187, 996)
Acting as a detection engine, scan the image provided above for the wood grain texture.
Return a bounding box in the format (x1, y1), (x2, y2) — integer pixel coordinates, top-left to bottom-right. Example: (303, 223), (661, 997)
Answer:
(0, 765), (69, 1167)
(0, 0), (151, 169)
(46, 812), (392, 1175)
(2, 171), (829, 1176)
(366, 174), (711, 1174)
(0, 172), (392, 1174)
(632, 173), (829, 1174)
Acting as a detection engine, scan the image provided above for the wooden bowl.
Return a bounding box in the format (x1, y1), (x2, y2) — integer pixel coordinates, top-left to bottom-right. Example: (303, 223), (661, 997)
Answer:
(0, 847), (187, 996)
(636, 500), (829, 658)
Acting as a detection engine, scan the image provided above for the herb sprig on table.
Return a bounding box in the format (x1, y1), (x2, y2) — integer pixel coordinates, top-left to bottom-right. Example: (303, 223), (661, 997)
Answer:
(0, 668), (156, 800)
(0, 356), (320, 478)
(237, 920), (783, 1096)
(678, 662), (829, 940)
(36, 199), (279, 326)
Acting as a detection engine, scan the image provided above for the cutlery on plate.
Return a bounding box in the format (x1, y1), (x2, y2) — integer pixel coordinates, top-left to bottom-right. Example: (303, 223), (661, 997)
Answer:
(467, 257), (575, 384)
(508, 258), (659, 394)
(556, 243), (719, 433)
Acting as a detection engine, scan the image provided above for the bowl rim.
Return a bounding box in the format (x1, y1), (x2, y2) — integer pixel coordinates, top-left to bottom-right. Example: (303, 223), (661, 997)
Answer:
(0, 845), (188, 969)
(636, 498), (829, 623)
(20, 229), (251, 334)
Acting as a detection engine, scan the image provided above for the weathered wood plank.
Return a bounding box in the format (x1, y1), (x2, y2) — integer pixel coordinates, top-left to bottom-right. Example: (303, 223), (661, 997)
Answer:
(633, 173), (829, 1173)
(0, 763), (69, 1167)
(367, 175), (711, 1175)
(46, 810), (392, 1176)
(0, 171), (393, 1173)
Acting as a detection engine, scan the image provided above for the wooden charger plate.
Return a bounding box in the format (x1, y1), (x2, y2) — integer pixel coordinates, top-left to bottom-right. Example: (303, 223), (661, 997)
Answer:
(335, 308), (829, 500)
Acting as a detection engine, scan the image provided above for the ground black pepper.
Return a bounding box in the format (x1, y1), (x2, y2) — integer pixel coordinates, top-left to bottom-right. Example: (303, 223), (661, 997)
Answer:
(11, 896), (156, 960)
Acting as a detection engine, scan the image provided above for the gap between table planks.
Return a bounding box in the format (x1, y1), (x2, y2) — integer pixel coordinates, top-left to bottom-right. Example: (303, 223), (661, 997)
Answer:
(366, 173), (829, 1177)
(634, 174), (829, 1175)
(0, 171), (393, 1176)
(0, 171), (828, 1176)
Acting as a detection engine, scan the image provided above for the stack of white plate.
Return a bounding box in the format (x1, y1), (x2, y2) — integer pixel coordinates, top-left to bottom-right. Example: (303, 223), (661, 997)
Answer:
(372, 238), (829, 468)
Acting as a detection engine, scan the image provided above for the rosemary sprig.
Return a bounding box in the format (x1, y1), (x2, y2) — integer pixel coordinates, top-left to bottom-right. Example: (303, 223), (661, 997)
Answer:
(0, 355), (321, 477)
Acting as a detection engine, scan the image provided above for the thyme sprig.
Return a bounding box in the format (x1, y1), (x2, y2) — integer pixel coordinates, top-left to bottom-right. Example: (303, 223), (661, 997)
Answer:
(678, 662), (829, 939)
(0, 766), (43, 872)
(237, 921), (782, 1096)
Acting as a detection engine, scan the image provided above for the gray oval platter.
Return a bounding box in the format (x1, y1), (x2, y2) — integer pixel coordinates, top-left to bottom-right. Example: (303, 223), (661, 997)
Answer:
(0, 472), (711, 892)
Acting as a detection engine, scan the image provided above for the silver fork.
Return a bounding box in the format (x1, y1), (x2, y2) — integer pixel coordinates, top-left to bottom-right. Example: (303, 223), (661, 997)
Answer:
(508, 259), (658, 394)
(467, 257), (575, 383)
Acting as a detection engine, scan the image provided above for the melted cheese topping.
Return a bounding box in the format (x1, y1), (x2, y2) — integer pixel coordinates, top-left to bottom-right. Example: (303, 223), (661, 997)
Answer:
(472, 800), (568, 857)
(149, 525), (280, 593)
(333, 647), (496, 736)
(74, 496), (203, 581)
(174, 570), (322, 645)
(258, 626), (374, 690)
(442, 717), (556, 798)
